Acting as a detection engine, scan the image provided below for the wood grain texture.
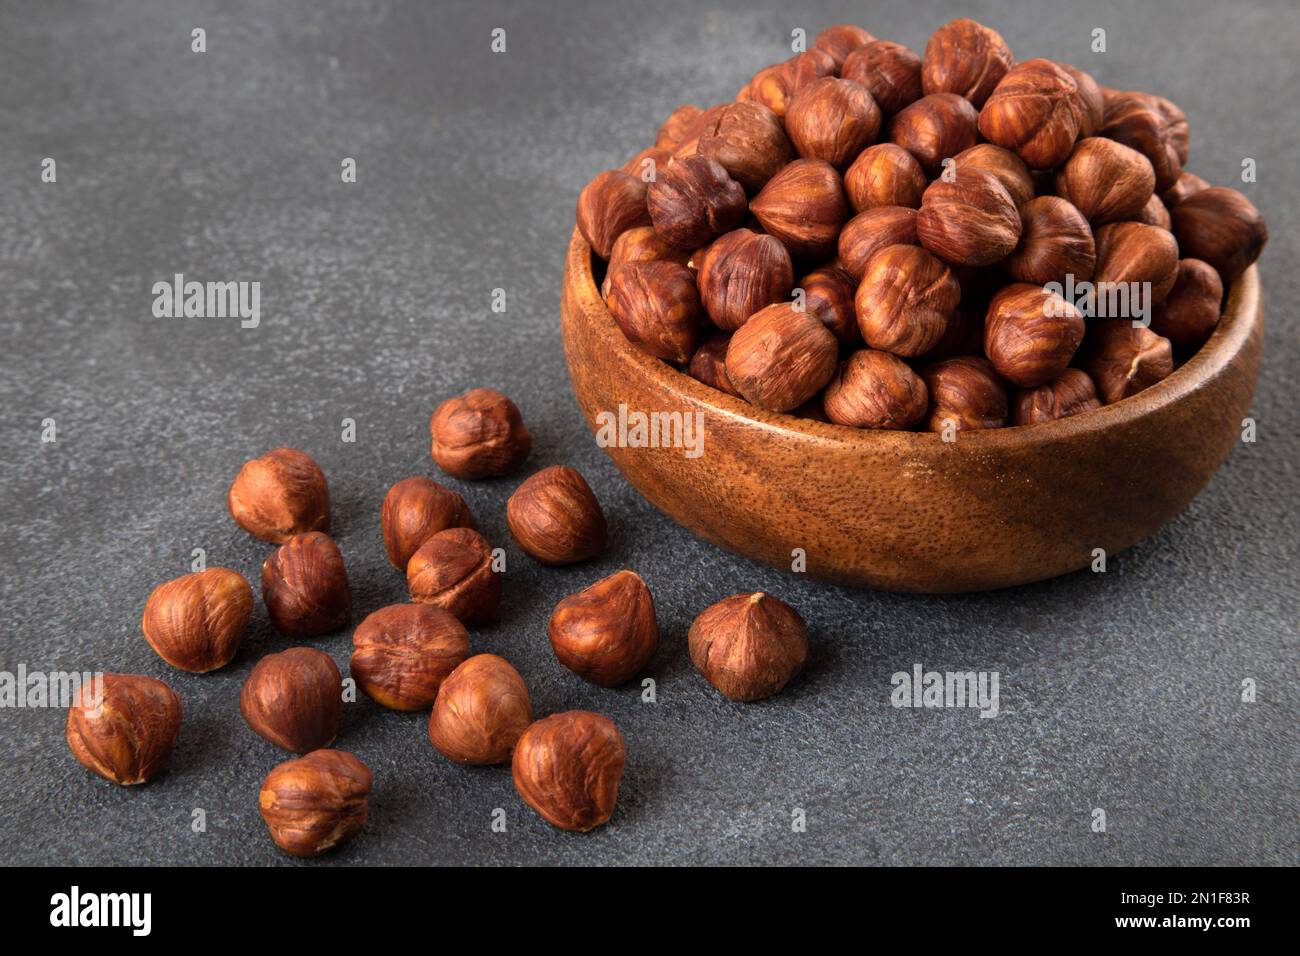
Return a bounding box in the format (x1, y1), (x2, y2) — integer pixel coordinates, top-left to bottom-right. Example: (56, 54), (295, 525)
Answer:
(561, 228), (1263, 592)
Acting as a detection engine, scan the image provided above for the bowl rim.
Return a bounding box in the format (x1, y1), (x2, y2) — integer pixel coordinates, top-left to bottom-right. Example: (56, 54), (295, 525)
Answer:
(567, 227), (1263, 450)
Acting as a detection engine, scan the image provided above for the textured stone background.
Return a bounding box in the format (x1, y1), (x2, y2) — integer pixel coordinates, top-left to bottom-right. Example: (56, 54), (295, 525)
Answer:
(0, 0), (1295, 866)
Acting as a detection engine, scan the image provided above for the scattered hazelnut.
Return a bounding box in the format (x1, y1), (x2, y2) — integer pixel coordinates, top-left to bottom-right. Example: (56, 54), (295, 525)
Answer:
(428, 654), (533, 765)
(823, 349), (929, 429)
(952, 144), (1035, 207)
(512, 711), (627, 832)
(797, 265), (859, 346)
(784, 77), (882, 170)
(606, 260), (704, 362)
(921, 18), (1014, 108)
(1161, 170), (1210, 209)
(696, 228), (793, 331)
(1092, 221), (1180, 306)
(916, 167), (1022, 266)
(688, 592), (808, 702)
(750, 158), (849, 259)
(227, 447), (330, 544)
(141, 567), (252, 672)
(983, 283), (1086, 387)
(888, 92), (980, 177)
(843, 143), (927, 212)
(837, 206), (919, 281)
(724, 302), (839, 412)
(261, 531), (350, 637)
(1060, 63), (1105, 137)
(655, 104), (703, 149)
(429, 388), (532, 480)
(1169, 187), (1268, 283)
(1135, 193), (1172, 230)
(811, 23), (875, 69)
(688, 332), (742, 396)
(978, 59), (1084, 170)
(1100, 91), (1189, 191)
(1055, 137), (1156, 223)
(576, 169), (651, 259)
(748, 50), (837, 117)
(549, 570), (659, 687)
(855, 244), (961, 357)
(258, 749), (371, 857)
(1012, 368), (1103, 425)
(380, 476), (475, 570)
(407, 526), (501, 624)
(646, 154), (747, 249)
(240, 646), (342, 753)
(841, 40), (923, 115)
(1082, 320), (1174, 404)
(695, 101), (794, 193)
(350, 603), (470, 711)
(1150, 259), (1224, 347)
(506, 465), (608, 565)
(920, 356), (1008, 431)
(66, 673), (182, 785)
(1003, 196), (1096, 285)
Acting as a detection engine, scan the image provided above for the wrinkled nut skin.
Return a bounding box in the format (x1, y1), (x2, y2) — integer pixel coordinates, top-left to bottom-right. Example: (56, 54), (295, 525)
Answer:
(1004, 196), (1097, 286)
(841, 40), (923, 115)
(917, 167), (1022, 267)
(576, 169), (651, 260)
(430, 388), (532, 480)
(748, 50), (837, 117)
(921, 356), (1009, 432)
(1082, 320), (1175, 404)
(606, 260), (704, 363)
(258, 749), (371, 858)
(262, 532), (350, 637)
(823, 349), (929, 430)
(141, 568), (253, 672)
(888, 92), (980, 177)
(1055, 137), (1156, 224)
(979, 59), (1084, 170)
(512, 711), (627, 832)
(855, 244), (961, 357)
(844, 143), (926, 213)
(812, 23), (875, 69)
(381, 477), (475, 570)
(921, 18), (1013, 108)
(983, 283), (1086, 388)
(240, 647), (342, 753)
(1060, 63), (1105, 137)
(724, 302), (839, 412)
(1093, 222), (1180, 306)
(506, 466), (608, 566)
(797, 266), (859, 346)
(1162, 170), (1210, 209)
(669, 103), (727, 158)
(688, 332), (741, 396)
(656, 104), (703, 149)
(601, 225), (691, 297)
(548, 571), (659, 687)
(695, 101), (793, 194)
(952, 144), (1034, 208)
(750, 158), (849, 259)
(407, 527), (501, 625)
(696, 228), (793, 331)
(350, 603), (470, 711)
(1012, 368), (1103, 425)
(66, 674), (182, 786)
(622, 146), (672, 181)
(1136, 192), (1173, 230)
(1169, 187), (1268, 284)
(688, 592), (809, 702)
(1150, 258), (1224, 347)
(428, 654), (533, 765)
(647, 154), (747, 250)
(837, 206), (919, 281)
(1100, 91), (1190, 192)
(227, 447), (330, 544)
(784, 77), (882, 170)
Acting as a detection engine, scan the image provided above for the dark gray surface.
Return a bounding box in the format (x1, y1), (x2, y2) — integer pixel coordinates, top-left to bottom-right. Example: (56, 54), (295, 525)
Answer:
(1, 0), (1296, 867)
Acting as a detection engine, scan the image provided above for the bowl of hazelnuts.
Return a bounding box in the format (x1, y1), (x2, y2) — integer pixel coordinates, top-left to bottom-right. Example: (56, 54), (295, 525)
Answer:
(561, 18), (1267, 593)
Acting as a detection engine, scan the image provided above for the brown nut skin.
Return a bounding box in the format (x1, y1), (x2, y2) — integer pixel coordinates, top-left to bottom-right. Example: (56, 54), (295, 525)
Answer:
(797, 265), (858, 346)
(622, 146), (672, 182)
(921, 18), (1013, 108)
(1100, 91), (1189, 192)
(606, 260), (704, 363)
(646, 154), (747, 250)
(513, 711), (626, 832)
(1082, 320), (1174, 404)
(724, 302), (839, 412)
(916, 167), (1022, 267)
(784, 77), (882, 170)
(240, 647), (342, 753)
(887, 92), (980, 178)
(349, 603), (470, 711)
(823, 349), (929, 430)
(601, 226), (691, 297)
(656, 104), (703, 149)
(748, 50), (838, 117)
(920, 356), (1009, 432)
(952, 144), (1034, 208)
(141, 568), (252, 673)
(1093, 221), (1181, 307)
(428, 654), (533, 765)
(261, 532), (350, 637)
(1004, 196), (1096, 286)
(66, 674), (181, 786)
(407, 527), (501, 625)
(920, 302), (985, 363)
(695, 101), (794, 194)
(688, 592), (808, 702)
(380, 476), (475, 571)
(812, 24), (875, 69)
(1150, 258), (1224, 347)
(978, 59), (1085, 171)
(696, 228), (793, 332)
(855, 244), (961, 357)
(1135, 192), (1173, 230)
(258, 749), (371, 857)
(576, 169), (651, 260)
(750, 158), (849, 259)
(844, 144), (926, 213)
(983, 283), (1086, 388)
(548, 570), (659, 687)
(841, 40), (923, 115)
(506, 466), (607, 566)
(688, 332), (742, 397)
(227, 447), (330, 544)
(1060, 64), (1104, 137)
(1161, 170), (1210, 209)
(837, 206), (919, 281)
(1170, 187), (1268, 284)
(1012, 368), (1103, 425)
(1055, 137), (1156, 224)
(430, 388), (532, 480)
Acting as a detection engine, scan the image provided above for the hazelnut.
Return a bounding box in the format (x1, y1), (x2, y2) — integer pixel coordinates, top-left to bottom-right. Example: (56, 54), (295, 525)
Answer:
(855, 244), (961, 357)
(227, 447), (330, 544)
(606, 260), (704, 362)
(1060, 64), (1105, 137)
(1012, 368), (1103, 425)
(1003, 196), (1096, 285)
(1055, 137), (1156, 224)
(687, 332), (742, 396)
(1150, 258), (1224, 347)
(66, 673), (181, 785)
(350, 603), (470, 711)
(1169, 187), (1268, 284)
(258, 749), (371, 857)
(261, 531), (351, 637)
(506, 465), (608, 565)
(621, 145), (673, 181)
(921, 302), (985, 362)
(549, 570), (659, 686)
(823, 349), (929, 429)
(784, 78), (882, 170)
(141, 567), (253, 672)
(797, 265), (859, 346)
(655, 104), (703, 149)
(1100, 91), (1189, 192)
(724, 302), (839, 412)
(841, 40), (923, 115)
(576, 169), (651, 259)
(1136, 192), (1173, 230)
(646, 154), (747, 249)
(688, 592), (808, 702)
(921, 18), (1013, 108)
(887, 92), (980, 177)
(380, 476), (475, 570)
(1082, 320), (1174, 404)
(750, 158), (849, 259)
(978, 59), (1084, 170)
(811, 23), (875, 69)
(601, 225), (690, 297)
(748, 50), (837, 117)
(695, 101), (794, 193)
(920, 356), (1008, 431)
(240, 646), (342, 753)
(428, 654), (533, 765)
(512, 711), (627, 832)
(667, 103), (726, 157)
(843, 143), (927, 212)
(430, 388), (532, 480)
(1161, 170), (1210, 209)
(983, 283), (1086, 387)
(1093, 221), (1180, 306)
(407, 526), (501, 624)
(952, 144), (1034, 207)
(916, 167), (1022, 266)
(837, 206), (919, 281)
(696, 228), (793, 331)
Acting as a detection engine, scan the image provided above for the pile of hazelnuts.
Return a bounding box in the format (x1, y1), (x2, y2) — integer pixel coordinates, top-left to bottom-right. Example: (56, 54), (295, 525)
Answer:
(577, 18), (1268, 430)
(64, 389), (810, 854)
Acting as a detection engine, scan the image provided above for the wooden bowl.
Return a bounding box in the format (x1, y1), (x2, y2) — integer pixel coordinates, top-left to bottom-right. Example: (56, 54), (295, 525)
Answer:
(561, 229), (1263, 592)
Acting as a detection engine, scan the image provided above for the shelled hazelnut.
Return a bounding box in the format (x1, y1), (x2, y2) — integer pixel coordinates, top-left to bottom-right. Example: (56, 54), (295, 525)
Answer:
(548, 570), (659, 686)
(1012, 369), (1103, 425)
(428, 654), (533, 765)
(141, 567), (252, 672)
(921, 356), (1008, 431)
(696, 228), (792, 331)
(1150, 259), (1224, 347)
(349, 603), (470, 711)
(978, 59), (1084, 170)
(725, 302), (839, 412)
(841, 41), (923, 115)
(1092, 221), (1180, 306)
(606, 259), (704, 363)
(916, 167), (1021, 266)
(844, 143), (926, 212)
(1054, 137), (1156, 224)
(748, 50), (837, 117)
(1161, 170), (1210, 208)
(1169, 187), (1268, 283)
(952, 144), (1034, 207)
(921, 18), (1013, 108)
(855, 244), (960, 357)
(258, 749), (371, 857)
(380, 476), (475, 570)
(750, 158), (849, 259)
(688, 592), (808, 702)
(656, 104), (703, 149)
(823, 349), (929, 429)
(66, 673), (182, 785)
(921, 302), (985, 363)
(837, 206), (919, 281)
(785, 78), (882, 170)
(430, 388), (532, 480)
(262, 532), (351, 637)
(888, 92), (980, 177)
(1003, 196), (1096, 286)
(1135, 193), (1173, 230)
(797, 266), (859, 346)
(513, 711), (627, 832)
(407, 527), (501, 625)
(647, 154), (747, 249)
(1060, 64), (1105, 137)
(695, 102), (793, 193)
(812, 23), (875, 69)
(1100, 91), (1189, 191)
(601, 226), (690, 297)
(622, 146), (671, 180)
(688, 332), (741, 396)
(983, 284), (1086, 388)
(1082, 321), (1175, 404)
(576, 169), (651, 259)
(228, 447), (330, 544)
(669, 103), (726, 158)
(240, 647), (342, 753)
(506, 465), (608, 565)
